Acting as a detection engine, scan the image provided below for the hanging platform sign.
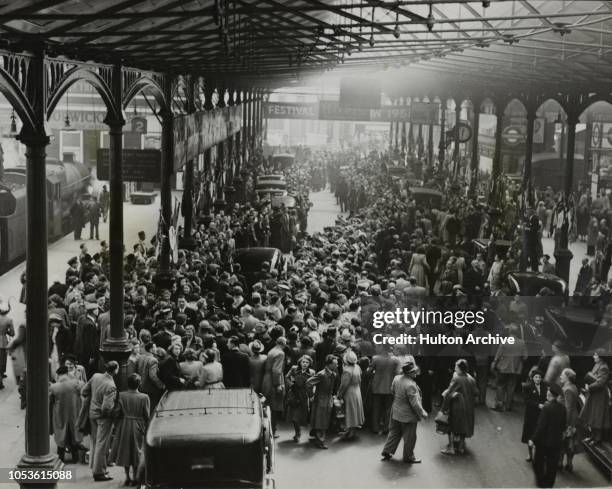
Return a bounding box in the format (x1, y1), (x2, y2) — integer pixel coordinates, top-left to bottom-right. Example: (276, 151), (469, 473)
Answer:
(410, 102), (439, 125)
(96, 148), (161, 182)
(173, 105), (243, 171)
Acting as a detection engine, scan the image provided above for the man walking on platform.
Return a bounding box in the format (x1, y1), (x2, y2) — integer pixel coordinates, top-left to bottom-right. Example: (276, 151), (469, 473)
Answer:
(82, 361), (118, 482)
(99, 185), (109, 223)
(381, 361), (428, 464)
(89, 199), (101, 240)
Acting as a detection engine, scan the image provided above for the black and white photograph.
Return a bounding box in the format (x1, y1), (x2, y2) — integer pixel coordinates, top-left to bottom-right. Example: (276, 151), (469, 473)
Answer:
(0, 1), (611, 488)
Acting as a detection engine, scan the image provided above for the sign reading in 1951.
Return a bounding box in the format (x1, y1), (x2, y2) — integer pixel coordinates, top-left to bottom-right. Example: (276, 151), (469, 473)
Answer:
(96, 148), (161, 182)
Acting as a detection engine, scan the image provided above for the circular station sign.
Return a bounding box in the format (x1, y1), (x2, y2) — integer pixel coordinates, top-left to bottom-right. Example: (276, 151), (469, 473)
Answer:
(456, 122), (472, 143)
(503, 125), (525, 145)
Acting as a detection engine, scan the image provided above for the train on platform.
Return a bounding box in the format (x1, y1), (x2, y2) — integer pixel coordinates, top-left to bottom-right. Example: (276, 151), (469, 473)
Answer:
(0, 158), (91, 273)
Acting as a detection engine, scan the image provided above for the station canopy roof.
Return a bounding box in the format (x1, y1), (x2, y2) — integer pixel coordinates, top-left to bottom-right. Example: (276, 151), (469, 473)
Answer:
(1, 1), (611, 90)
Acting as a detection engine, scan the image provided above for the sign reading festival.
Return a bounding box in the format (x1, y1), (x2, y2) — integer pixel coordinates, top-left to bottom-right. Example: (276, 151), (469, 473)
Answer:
(263, 101), (438, 124)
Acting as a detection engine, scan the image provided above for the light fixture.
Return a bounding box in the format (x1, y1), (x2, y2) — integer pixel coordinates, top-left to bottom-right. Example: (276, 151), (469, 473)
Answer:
(393, 11), (400, 39)
(369, 33), (375, 47)
(9, 110), (17, 136)
(64, 90), (71, 128)
(482, 1), (490, 7)
(552, 22), (571, 36)
(426, 3), (434, 32)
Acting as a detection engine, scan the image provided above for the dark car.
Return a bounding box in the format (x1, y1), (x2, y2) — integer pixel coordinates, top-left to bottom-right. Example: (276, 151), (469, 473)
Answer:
(233, 247), (285, 287)
(472, 238), (513, 263)
(145, 389), (274, 489)
(409, 187), (443, 208)
(505, 271), (566, 297)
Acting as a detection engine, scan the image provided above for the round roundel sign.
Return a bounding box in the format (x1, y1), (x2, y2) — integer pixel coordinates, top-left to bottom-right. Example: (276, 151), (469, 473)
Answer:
(456, 122), (472, 143)
(592, 122), (602, 147)
(503, 125), (525, 145)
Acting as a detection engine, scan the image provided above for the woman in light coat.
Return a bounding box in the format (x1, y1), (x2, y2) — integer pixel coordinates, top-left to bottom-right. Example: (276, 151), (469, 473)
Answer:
(337, 351), (364, 441)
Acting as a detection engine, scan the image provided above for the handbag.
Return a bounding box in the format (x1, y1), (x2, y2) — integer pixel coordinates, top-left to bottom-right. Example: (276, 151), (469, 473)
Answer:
(434, 410), (450, 435)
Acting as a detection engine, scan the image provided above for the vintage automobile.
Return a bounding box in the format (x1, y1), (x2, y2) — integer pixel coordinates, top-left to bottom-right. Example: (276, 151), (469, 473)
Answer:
(270, 153), (295, 170)
(408, 187), (444, 208)
(255, 175), (287, 199)
(145, 388), (275, 489)
(271, 194), (296, 209)
(233, 247), (285, 287)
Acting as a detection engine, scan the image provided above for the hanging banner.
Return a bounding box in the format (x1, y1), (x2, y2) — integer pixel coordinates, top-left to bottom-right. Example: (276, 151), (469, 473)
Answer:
(263, 101), (420, 122)
(173, 105), (242, 171)
(264, 102), (319, 119)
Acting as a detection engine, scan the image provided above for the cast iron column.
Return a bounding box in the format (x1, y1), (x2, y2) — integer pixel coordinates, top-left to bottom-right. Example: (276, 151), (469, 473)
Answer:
(159, 107), (174, 279)
(438, 100), (446, 169)
(100, 108), (130, 388)
(453, 101), (462, 177)
(523, 107), (536, 209)
(554, 113), (578, 283)
(17, 47), (62, 487)
(488, 100), (505, 207)
(469, 99), (481, 199)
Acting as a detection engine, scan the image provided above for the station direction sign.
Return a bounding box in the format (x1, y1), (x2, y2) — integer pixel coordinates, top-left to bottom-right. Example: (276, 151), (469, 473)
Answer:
(97, 148), (161, 182)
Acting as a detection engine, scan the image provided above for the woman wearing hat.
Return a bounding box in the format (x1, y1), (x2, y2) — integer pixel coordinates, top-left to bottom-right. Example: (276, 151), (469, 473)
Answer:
(337, 351), (365, 441)
(440, 359), (478, 455)
(286, 355), (315, 442)
(579, 349), (610, 443)
(521, 368), (547, 462)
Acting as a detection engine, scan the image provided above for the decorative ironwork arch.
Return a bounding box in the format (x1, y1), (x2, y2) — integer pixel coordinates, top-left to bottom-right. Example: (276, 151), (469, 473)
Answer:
(46, 65), (119, 121)
(0, 53), (38, 133)
(577, 92), (612, 117)
(122, 72), (169, 113)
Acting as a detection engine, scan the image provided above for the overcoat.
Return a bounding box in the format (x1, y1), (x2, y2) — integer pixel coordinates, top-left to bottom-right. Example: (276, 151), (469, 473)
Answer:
(49, 376), (84, 447)
(262, 345), (285, 411)
(110, 391), (150, 468)
(580, 362), (611, 431)
(338, 364), (364, 428)
(307, 368), (337, 430)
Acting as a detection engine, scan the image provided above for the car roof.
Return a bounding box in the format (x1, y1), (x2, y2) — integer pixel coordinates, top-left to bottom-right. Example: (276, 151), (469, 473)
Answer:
(147, 389), (263, 446)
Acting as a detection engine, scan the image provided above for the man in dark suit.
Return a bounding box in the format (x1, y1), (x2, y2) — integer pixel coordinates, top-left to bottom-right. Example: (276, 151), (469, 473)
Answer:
(529, 384), (567, 488)
(173, 295), (197, 325)
(74, 303), (99, 379)
(221, 336), (251, 387)
(136, 342), (166, 414)
(82, 361), (118, 481)
(369, 347), (401, 433)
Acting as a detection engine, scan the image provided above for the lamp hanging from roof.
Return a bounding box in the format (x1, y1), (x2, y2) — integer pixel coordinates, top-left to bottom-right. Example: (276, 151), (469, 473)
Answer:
(8, 110), (17, 136)
(64, 89), (71, 129)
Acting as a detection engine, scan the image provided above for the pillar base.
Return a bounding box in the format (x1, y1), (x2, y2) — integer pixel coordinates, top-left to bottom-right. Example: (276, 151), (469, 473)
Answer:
(554, 248), (573, 284)
(178, 235), (198, 250)
(100, 337), (131, 391)
(17, 454), (63, 489)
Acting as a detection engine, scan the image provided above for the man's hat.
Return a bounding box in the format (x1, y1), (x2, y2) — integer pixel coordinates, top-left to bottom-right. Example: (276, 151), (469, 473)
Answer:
(85, 302), (99, 312)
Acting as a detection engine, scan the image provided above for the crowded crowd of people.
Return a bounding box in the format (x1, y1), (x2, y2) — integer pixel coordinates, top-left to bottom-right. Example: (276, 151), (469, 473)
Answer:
(0, 146), (610, 488)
